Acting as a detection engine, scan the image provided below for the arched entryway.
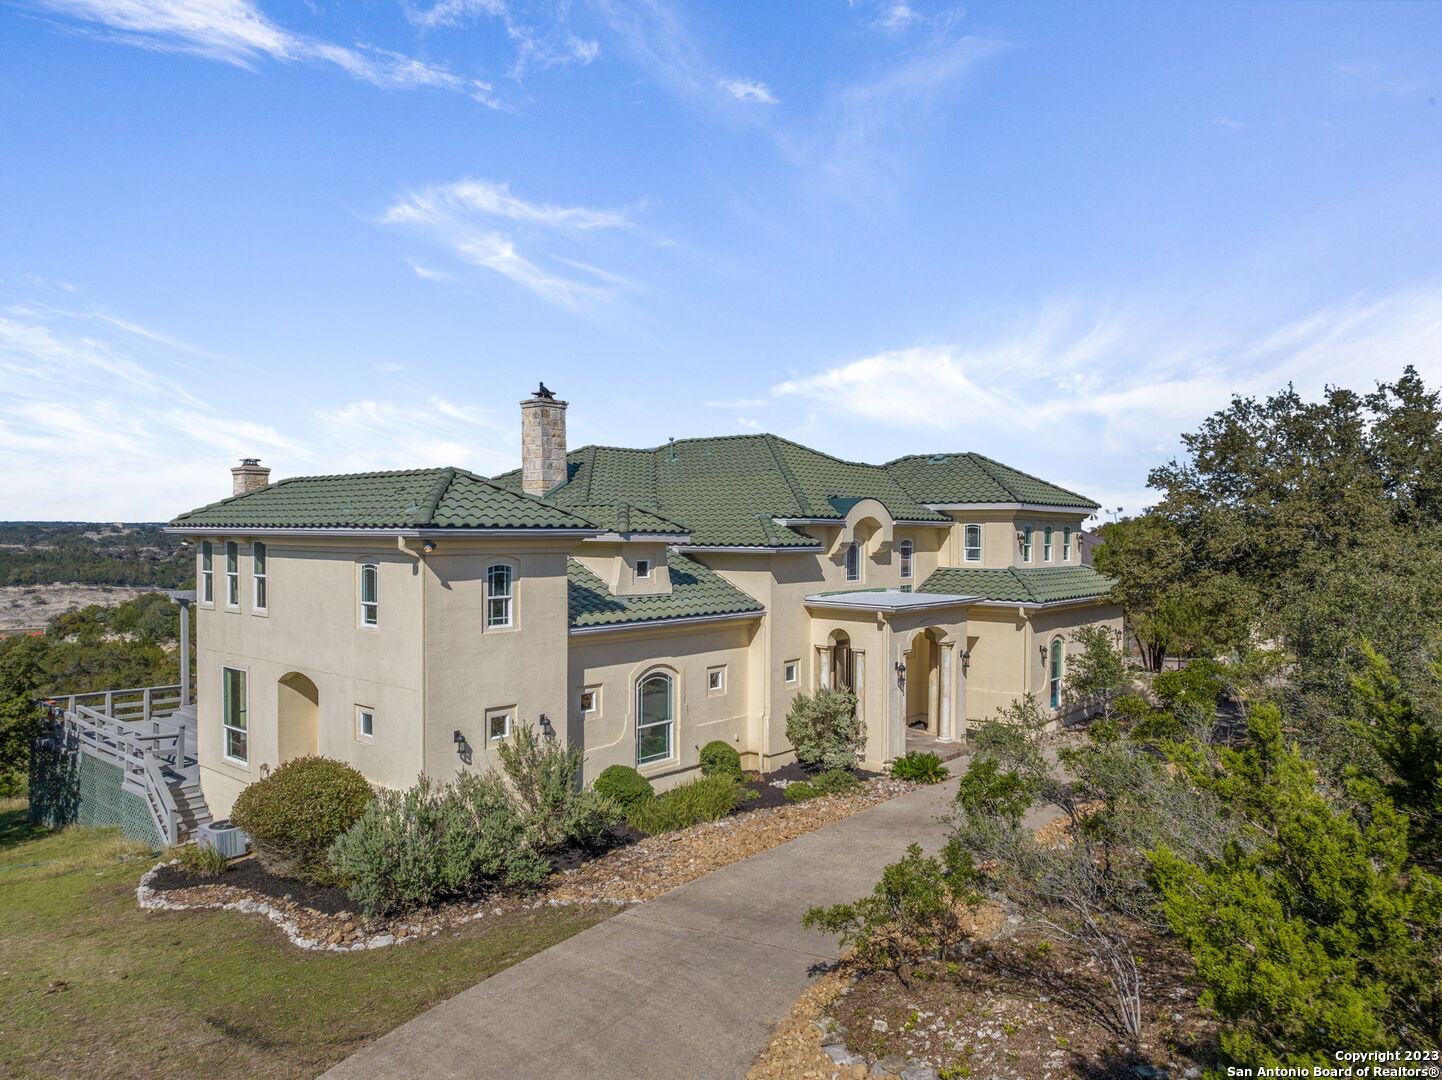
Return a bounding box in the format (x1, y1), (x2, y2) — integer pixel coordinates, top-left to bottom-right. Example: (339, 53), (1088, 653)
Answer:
(277, 672), (319, 762)
(903, 628), (957, 744)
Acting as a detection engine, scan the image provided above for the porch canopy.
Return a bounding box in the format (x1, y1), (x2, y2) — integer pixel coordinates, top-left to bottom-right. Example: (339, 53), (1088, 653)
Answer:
(801, 587), (981, 612)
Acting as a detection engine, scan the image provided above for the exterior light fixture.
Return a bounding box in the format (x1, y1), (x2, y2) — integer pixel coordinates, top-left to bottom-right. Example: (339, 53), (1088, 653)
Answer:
(538, 713), (555, 739)
(422, 541), (438, 553)
(453, 729), (473, 764)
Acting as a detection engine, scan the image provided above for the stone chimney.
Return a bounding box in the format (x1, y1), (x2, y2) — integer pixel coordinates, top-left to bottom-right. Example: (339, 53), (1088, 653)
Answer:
(231, 458), (271, 495)
(520, 384), (568, 497)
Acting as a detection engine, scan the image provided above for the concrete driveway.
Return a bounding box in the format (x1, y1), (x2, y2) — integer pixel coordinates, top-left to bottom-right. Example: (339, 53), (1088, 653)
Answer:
(322, 777), (973, 1080)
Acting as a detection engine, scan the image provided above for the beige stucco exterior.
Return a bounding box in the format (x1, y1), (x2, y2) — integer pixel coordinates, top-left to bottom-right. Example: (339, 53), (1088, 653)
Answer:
(186, 498), (1116, 816)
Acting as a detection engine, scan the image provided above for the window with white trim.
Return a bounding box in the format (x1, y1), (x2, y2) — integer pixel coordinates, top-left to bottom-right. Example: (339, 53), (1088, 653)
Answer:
(635, 559), (651, 580)
(707, 666), (726, 693)
(1062, 527), (1072, 562)
(358, 562), (379, 627)
(1043, 527), (1054, 562)
(486, 563), (514, 628)
(784, 661), (799, 684)
(356, 705), (375, 740)
(487, 708), (512, 741)
(844, 541), (861, 582)
(1021, 525), (1033, 563)
(222, 666), (248, 763)
(963, 524), (983, 563)
(898, 538), (913, 579)
(580, 687), (600, 717)
(252, 541), (268, 611)
(637, 671), (674, 765)
(1048, 638), (1064, 709)
(225, 541), (240, 607)
(200, 541), (214, 604)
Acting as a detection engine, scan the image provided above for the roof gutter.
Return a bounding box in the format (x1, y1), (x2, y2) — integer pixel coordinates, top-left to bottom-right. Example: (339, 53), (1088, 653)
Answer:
(568, 609), (764, 636)
(965, 594), (1111, 611)
(922, 502), (1098, 515)
(584, 532), (692, 544)
(771, 517), (947, 527)
(164, 526), (605, 539)
(673, 544), (823, 554)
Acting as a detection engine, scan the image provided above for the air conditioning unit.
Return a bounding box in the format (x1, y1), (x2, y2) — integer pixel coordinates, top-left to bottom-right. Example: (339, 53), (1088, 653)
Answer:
(196, 819), (250, 859)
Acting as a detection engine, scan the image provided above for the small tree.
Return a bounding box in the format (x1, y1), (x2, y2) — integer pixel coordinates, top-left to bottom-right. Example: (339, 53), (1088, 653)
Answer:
(803, 840), (982, 986)
(784, 686), (863, 773)
(495, 721), (611, 851)
(1063, 625), (1130, 722)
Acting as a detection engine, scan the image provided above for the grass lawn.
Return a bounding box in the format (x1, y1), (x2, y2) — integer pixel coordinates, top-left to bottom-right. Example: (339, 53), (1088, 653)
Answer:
(0, 799), (612, 1080)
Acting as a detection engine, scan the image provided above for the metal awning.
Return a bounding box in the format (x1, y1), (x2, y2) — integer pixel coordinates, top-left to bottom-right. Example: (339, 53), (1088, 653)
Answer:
(802, 588), (983, 613)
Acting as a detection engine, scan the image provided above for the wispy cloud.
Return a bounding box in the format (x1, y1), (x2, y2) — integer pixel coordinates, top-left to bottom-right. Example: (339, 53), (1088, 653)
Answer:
(379, 178), (653, 309)
(1334, 60), (1430, 99)
(1211, 115), (1246, 131)
(704, 396), (769, 409)
(27, 0), (499, 103)
(404, 0), (598, 78)
(718, 77), (777, 105)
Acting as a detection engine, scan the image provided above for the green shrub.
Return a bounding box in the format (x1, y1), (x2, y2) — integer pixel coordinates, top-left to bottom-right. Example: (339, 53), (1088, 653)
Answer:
(624, 774), (744, 833)
(699, 740), (743, 779)
(174, 841), (229, 877)
(890, 751), (947, 784)
(328, 772), (550, 919)
(785, 687), (864, 773)
(230, 756), (373, 885)
(784, 767), (861, 802)
(593, 765), (654, 808)
(496, 721), (612, 849)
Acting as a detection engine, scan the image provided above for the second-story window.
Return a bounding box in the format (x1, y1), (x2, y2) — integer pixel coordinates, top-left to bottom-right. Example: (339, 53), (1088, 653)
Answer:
(1062, 527), (1072, 562)
(1021, 526), (1033, 563)
(1043, 527), (1054, 562)
(359, 562), (379, 626)
(844, 541), (861, 582)
(252, 542), (268, 611)
(200, 541), (214, 604)
(225, 541), (240, 607)
(635, 559), (652, 580)
(486, 563), (514, 628)
(899, 539), (913, 579)
(963, 524), (983, 563)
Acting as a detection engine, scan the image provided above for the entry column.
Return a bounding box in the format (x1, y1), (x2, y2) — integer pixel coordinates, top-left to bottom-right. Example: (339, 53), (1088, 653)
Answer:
(938, 641), (956, 742)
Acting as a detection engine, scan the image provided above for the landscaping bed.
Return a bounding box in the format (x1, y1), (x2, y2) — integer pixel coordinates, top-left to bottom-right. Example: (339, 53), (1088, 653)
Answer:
(141, 772), (920, 949)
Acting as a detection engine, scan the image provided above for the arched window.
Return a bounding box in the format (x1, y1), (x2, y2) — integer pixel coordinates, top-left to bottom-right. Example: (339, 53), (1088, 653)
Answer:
(486, 563), (514, 628)
(963, 524), (983, 562)
(1021, 526), (1033, 563)
(358, 562), (379, 626)
(898, 538), (913, 580)
(1062, 527), (1072, 562)
(637, 671), (674, 764)
(1048, 638), (1064, 709)
(844, 541), (861, 582)
(1043, 526), (1054, 562)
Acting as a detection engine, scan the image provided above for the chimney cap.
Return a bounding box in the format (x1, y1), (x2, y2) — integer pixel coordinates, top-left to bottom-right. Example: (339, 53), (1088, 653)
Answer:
(531, 382), (557, 400)
(239, 457), (262, 466)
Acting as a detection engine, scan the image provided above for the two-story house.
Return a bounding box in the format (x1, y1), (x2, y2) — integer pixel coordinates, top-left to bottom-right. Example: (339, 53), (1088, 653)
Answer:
(168, 387), (1119, 816)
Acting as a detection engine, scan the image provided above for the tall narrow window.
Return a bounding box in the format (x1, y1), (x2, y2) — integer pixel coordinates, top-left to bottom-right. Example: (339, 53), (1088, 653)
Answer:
(355, 706), (375, 739)
(1062, 527), (1072, 562)
(200, 541), (214, 604)
(222, 666), (248, 763)
(963, 524), (983, 563)
(486, 563), (514, 628)
(1048, 638), (1064, 710)
(1021, 526), (1033, 563)
(637, 671), (674, 765)
(359, 562), (379, 626)
(225, 541), (240, 607)
(252, 541), (268, 611)
(1043, 527), (1054, 562)
(898, 538), (914, 580)
(844, 541), (861, 582)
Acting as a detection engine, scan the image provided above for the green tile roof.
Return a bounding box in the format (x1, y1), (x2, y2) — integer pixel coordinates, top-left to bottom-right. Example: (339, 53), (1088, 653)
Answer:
(171, 468), (599, 531)
(496, 434), (956, 548)
(884, 453), (1100, 509)
(563, 503), (689, 535)
(568, 552), (764, 629)
(919, 565), (1115, 604)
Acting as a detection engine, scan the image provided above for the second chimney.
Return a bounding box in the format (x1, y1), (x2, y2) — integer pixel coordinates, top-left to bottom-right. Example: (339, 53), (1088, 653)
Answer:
(520, 386), (568, 497)
(231, 458), (271, 495)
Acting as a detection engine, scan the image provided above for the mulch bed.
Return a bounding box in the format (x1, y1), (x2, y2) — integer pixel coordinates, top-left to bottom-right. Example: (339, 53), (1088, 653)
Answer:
(141, 771), (921, 951)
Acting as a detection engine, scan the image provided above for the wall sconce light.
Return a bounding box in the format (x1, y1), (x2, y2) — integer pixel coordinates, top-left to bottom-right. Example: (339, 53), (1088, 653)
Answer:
(960, 649), (972, 674)
(422, 541), (438, 553)
(893, 660), (906, 690)
(538, 713), (555, 739)
(453, 729), (473, 764)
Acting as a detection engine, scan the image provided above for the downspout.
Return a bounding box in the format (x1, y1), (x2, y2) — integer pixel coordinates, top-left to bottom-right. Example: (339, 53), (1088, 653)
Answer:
(397, 537), (427, 777)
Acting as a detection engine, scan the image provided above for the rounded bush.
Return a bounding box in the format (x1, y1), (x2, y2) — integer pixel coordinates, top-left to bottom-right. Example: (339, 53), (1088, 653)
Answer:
(698, 740), (743, 779)
(889, 751), (947, 784)
(593, 765), (654, 808)
(784, 767), (861, 802)
(230, 756), (373, 885)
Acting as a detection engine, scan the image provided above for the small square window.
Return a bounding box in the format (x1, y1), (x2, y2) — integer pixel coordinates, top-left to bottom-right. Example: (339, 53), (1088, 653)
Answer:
(784, 661), (799, 684)
(635, 559), (651, 579)
(580, 688), (600, 716)
(356, 706), (375, 739)
(707, 667), (725, 693)
(487, 710), (512, 741)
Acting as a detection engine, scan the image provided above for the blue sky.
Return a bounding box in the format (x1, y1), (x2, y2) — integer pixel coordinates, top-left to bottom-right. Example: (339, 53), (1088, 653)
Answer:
(2, 0), (1439, 521)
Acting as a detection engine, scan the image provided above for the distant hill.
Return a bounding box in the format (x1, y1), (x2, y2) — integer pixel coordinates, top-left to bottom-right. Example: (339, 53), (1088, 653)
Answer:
(0, 522), (189, 588)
